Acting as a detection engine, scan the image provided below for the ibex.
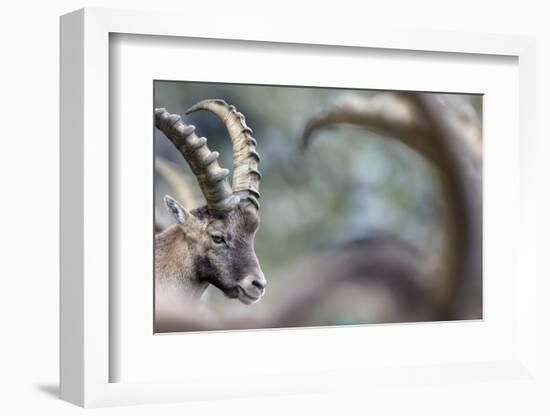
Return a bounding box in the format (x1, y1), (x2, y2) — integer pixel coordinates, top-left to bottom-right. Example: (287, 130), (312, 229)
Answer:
(153, 92), (481, 333)
(154, 100), (266, 319)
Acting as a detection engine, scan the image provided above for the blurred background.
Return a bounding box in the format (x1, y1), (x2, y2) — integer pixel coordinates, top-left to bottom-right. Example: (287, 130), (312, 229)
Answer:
(154, 81), (482, 331)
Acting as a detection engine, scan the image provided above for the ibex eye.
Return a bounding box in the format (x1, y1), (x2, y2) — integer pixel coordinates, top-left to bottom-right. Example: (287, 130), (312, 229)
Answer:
(210, 234), (225, 244)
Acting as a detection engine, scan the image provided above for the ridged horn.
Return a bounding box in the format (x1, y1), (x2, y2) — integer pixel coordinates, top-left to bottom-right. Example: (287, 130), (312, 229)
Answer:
(155, 108), (240, 216)
(186, 99), (261, 210)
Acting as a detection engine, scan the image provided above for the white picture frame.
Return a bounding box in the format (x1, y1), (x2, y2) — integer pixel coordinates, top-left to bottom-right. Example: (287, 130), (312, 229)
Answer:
(60, 7), (538, 407)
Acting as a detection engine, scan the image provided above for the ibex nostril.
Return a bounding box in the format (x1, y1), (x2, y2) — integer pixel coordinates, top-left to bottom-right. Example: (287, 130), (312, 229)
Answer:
(251, 279), (266, 290)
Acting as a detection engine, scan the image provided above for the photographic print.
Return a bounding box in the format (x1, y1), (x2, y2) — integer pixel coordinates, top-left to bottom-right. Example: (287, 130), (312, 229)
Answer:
(153, 82), (482, 333)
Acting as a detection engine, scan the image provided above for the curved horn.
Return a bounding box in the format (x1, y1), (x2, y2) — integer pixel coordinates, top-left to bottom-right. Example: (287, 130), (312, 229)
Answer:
(302, 93), (442, 167)
(302, 93), (482, 171)
(410, 93), (482, 319)
(155, 108), (240, 215)
(301, 92), (482, 320)
(186, 99), (261, 210)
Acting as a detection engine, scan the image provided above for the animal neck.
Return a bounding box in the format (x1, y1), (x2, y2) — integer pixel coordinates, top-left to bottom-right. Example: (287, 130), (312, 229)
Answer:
(155, 224), (210, 302)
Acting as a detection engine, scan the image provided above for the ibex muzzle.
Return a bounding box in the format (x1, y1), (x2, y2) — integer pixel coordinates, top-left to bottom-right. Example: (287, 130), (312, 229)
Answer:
(155, 100), (266, 305)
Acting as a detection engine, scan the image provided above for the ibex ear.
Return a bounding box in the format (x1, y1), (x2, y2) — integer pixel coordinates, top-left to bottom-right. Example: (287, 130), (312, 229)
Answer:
(164, 195), (190, 225)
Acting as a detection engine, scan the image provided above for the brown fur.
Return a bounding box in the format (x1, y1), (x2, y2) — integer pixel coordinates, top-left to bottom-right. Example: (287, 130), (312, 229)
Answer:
(155, 201), (265, 306)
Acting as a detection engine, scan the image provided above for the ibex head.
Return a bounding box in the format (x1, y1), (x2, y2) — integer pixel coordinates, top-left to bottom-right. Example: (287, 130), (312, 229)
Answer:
(155, 100), (266, 304)
(163, 195), (265, 303)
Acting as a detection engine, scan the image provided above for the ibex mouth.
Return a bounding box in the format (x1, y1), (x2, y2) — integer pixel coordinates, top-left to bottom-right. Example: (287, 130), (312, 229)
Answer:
(237, 286), (263, 305)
